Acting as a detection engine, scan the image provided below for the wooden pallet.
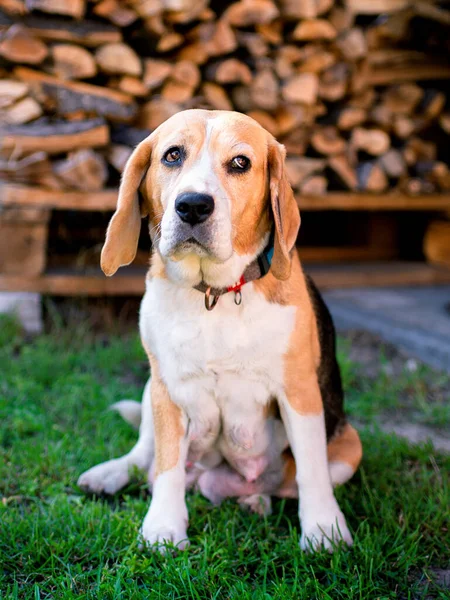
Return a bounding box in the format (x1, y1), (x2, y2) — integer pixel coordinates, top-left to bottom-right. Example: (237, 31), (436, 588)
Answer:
(1, 262), (450, 296)
(2, 184), (450, 293)
(2, 184), (450, 212)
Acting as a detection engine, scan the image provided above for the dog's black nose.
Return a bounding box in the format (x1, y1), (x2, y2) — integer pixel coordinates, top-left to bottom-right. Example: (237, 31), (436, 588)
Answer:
(175, 192), (214, 226)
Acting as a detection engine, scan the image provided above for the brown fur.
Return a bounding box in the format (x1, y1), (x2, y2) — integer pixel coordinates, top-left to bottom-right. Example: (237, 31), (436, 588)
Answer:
(327, 423), (363, 471)
(148, 353), (185, 478)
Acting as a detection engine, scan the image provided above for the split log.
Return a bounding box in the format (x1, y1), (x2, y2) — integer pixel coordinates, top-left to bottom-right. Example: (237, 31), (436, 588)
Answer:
(0, 79), (29, 108)
(0, 0), (27, 15)
(95, 43), (141, 76)
(311, 127), (346, 155)
(403, 138), (436, 165)
(379, 149), (407, 179)
(20, 14), (122, 46)
(318, 63), (349, 101)
(51, 44), (97, 79)
(0, 150), (52, 185)
(282, 73), (318, 105)
(157, 31), (184, 53)
(202, 82), (232, 111)
(357, 161), (388, 192)
(0, 118), (109, 154)
(392, 115), (418, 139)
(231, 85), (254, 112)
(0, 95), (42, 124)
(0, 23), (48, 63)
(370, 105), (393, 129)
(280, 128), (309, 156)
(328, 154), (358, 190)
(285, 156), (325, 188)
(300, 175), (327, 195)
(93, 0), (138, 27)
(292, 19), (337, 41)
(250, 68), (278, 111)
(297, 48), (336, 74)
(381, 83), (423, 115)
(275, 105), (307, 135)
(14, 66), (137, 122)
(426, 163), (450, 192)
(329, 6), (354, 32)
(351, 127), (390, 156)
(223, 1), (279, 27)
(345, 0), (409, 14)
(439, 113), (450, 134)
(421, 90), (445, 121)
(247, 110), (279, 136)
(107, 144), (132, 173)
(25, 0), (86, 19)
(236, 32), (268, 58)
(204, 19), (237, 58)
(336, 106), (366, 130)
(114, 75), (148, 97)
(143, 58), (173, 90)
(209, 58), (252, 85)
(138, 98), (179, 130)
(256, 20), (283, 45)
(161, 60), (200, 103)
(336, 27), (367, 60)
(348, 88), (375, 110)
(279, 0), (333, 19)
(53, 149), (108, 191)
(274, 44), (304, 78)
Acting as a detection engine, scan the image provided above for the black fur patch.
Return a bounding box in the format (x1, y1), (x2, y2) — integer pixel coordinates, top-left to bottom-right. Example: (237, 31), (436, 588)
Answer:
(305, 275), (346, 440)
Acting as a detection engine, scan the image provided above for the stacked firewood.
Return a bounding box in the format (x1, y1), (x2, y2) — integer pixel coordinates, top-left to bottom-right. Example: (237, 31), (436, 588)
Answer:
(1, 0), (450, 196)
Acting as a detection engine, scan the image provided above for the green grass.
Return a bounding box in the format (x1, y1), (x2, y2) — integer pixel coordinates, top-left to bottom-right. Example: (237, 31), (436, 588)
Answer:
(337, 338), (450, 430)
(1, 315), (449, 599)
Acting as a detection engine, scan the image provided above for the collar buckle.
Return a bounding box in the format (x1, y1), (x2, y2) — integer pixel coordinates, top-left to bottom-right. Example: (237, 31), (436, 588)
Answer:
(205, 287), (220, 311)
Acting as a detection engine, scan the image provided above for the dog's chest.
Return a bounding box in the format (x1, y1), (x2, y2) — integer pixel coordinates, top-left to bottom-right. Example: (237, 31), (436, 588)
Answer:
(140, 279), (296, 406)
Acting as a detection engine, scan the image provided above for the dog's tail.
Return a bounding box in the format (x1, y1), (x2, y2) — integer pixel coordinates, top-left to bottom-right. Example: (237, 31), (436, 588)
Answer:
(110, 400), (142, 429)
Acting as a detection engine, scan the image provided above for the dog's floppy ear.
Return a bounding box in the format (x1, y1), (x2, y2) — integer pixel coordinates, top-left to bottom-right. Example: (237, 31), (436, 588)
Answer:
(101, 134), (154, 276)
(268, 140), (301, 280)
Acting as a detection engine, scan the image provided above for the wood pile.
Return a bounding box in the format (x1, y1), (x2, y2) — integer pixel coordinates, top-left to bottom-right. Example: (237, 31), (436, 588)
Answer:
(1, 0), (450, 198)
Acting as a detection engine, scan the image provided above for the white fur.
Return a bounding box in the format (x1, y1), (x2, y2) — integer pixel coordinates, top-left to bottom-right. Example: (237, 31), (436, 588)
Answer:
(134, 275), (296, 548)
(140, 277), (296, 452)
(110, 399), (142, 429)
(159, 121), (233, 264)
(329, 461), (356, 486)
(78, 379), (154, 494)
(140, 467), (189, 551)
(278, 401), (353, 552)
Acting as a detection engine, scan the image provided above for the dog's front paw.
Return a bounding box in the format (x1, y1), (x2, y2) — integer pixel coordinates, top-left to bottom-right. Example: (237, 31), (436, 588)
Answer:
(77, 458), (132, 495)
(300, 509), (353, 553)
(140, 505), (189, 553)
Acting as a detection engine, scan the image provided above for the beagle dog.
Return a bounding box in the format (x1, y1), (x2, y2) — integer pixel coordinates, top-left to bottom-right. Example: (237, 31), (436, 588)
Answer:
(78, 109), (362, 553)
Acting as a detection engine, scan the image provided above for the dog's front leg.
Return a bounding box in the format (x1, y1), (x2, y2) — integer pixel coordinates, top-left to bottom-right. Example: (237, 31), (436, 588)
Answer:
(278, 374), (352, 552)
(140, 358), (189, 552)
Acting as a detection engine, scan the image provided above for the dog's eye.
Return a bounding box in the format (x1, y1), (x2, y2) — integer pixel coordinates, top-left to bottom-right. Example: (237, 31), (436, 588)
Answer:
(163, 146), (183, 165)
(229, 155), (251, 172)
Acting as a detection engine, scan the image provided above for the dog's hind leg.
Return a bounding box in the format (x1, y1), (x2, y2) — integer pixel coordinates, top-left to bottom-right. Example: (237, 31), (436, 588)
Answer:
(78, 378), (154, 495)
(327, 423), (362, 486)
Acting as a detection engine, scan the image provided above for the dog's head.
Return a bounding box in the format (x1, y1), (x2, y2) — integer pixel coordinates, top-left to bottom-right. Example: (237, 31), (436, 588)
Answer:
(101, 109), (300, 286)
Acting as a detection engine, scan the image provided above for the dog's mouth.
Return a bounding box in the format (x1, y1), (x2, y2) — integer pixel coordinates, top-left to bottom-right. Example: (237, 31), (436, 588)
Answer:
(171, 237), (211, 258)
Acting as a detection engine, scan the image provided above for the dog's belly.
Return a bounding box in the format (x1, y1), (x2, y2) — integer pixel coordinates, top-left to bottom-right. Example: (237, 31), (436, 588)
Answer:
(141, 278), (296, 467)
